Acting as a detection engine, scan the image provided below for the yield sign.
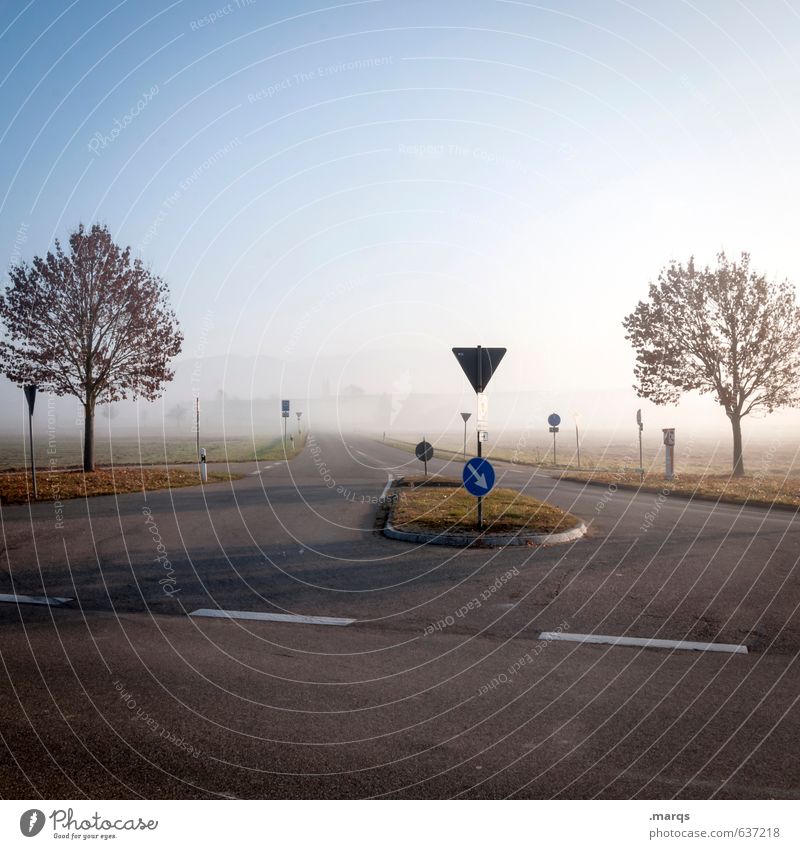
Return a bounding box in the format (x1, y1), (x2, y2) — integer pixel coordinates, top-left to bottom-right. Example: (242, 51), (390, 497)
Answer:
(24, 385), (37, 415)
(452, 346), (506, 393)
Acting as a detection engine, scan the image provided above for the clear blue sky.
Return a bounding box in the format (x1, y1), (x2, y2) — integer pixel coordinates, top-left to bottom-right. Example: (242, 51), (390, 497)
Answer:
(2, 0), (800, 403)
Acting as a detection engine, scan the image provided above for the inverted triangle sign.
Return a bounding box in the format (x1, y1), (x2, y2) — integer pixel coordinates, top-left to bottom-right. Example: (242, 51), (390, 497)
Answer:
(452, 347), (506, 393)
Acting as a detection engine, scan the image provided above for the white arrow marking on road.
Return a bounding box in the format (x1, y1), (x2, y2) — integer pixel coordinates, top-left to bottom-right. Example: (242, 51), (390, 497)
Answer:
(466, 463), (488, 489)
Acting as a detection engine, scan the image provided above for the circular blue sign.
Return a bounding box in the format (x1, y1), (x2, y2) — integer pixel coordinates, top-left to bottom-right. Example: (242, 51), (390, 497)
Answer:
(462, 458), (496, 496)
(547, 413), (561, 427)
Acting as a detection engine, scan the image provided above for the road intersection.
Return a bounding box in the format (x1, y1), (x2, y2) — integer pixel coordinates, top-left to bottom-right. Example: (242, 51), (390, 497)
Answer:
(0, 432), (798, 798)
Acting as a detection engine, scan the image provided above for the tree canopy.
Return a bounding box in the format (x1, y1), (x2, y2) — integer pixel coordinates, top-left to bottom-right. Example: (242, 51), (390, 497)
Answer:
(623, 252), (800, 476)
(0, 223), (183, 470)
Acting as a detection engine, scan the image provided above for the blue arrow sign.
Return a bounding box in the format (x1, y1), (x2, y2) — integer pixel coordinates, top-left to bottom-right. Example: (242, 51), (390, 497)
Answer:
(548, 412), (561, 427)
(463, 457), (495, 496)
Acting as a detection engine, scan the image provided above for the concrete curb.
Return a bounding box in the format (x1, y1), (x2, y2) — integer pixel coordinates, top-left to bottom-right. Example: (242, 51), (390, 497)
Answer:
(383, 518), (587, 547)
(382, 500), (587, 547)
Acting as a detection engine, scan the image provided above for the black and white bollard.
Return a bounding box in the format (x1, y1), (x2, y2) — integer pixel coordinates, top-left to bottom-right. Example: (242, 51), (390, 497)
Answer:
(200, 447), (207, 483)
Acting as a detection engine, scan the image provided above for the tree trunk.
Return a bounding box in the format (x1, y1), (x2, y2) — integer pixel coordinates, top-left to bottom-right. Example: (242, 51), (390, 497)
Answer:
(731, 413), (744, 477)
(83, 399), (95, 472)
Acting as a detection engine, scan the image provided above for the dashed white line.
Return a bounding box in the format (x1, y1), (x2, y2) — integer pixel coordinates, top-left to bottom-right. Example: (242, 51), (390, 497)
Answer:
(190, 609), (355, 626)
(539, 631), (748, 655)
(0, 593), (72, 607)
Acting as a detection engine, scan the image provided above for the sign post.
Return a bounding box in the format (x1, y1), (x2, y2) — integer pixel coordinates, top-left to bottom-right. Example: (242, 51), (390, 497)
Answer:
(452, 345), (506, 530)
(637, 409), (644, 482)
(415, 438), (433, 478)
(662, 427), (675, 480)
(195, 397), (200, 462)
(24, 385), (37, 499)
(574, 413), (581, 470)
(281, 399), (290, 444)
(548, 413), (561, 466)
(460, 412), (471, 458)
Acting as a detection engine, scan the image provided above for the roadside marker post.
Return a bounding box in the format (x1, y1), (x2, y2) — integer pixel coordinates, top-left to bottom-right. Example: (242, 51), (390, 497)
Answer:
(296, 411), (302, 434)
(663, 428), (675, 480)
(199, 447), (207, 483)
(452, 345), (506, 530)
(23, 385), (37, 499)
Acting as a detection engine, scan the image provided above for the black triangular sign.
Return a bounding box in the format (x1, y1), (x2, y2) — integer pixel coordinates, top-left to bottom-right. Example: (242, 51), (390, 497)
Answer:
(23, 385), (37, 416)
(452, 347), (506, 393)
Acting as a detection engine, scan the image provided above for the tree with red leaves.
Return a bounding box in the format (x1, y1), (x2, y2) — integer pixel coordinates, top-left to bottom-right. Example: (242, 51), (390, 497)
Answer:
(0, 223), (183, 471)
(623, 252), (800, 477)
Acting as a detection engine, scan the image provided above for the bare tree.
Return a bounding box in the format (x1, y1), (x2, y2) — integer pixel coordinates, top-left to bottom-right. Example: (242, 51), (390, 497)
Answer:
(167, 403), (188, 430)
(623, 252), (800, 476)
(0, 223), (183, 471)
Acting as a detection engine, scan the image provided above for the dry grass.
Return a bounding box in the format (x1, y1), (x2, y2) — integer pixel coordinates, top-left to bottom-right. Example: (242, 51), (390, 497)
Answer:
(0, 467), (240, 505)
(561, 470), (800, 509)
(392, 483), (581, 534)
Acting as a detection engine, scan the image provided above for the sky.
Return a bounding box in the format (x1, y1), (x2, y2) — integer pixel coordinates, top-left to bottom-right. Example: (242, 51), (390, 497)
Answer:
(2, 0), (800, 439)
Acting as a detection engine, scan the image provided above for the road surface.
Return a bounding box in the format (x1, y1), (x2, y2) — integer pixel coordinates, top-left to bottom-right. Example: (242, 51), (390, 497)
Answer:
(0, 432), (798, 799)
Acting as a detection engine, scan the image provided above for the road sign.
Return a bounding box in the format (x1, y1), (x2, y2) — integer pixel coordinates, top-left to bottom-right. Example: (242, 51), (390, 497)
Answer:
(415, 440), (434, 462)
(478, 430), (488, 442)
(24, 385), (37, 415)
(636, 408), (643, 430)
(281, 399), (290, 412)
(548, 413), (561, 427)
(23, 385), (37, 500)
(282, 411), (289, 418)
(452, 346), (506, 393)
(549, 426), (559, 433)
(463, 457), (495, 496)
(662, 428), (675, 446)
(476, 392), (488, 427)
(460, 412), (471, 423)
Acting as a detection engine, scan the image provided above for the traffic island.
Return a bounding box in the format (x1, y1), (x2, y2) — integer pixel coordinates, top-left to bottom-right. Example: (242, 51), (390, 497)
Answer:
(382, 477), (586, 547)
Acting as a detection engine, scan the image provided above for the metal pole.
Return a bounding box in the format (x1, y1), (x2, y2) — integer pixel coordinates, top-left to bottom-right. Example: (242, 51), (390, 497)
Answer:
(28, 409), (37, 499)
(553, 429), (557, 466)
(639, 428), (644, 483)
(575, 422), (581, 469)
(463, 419), (467, 459)
(476, 346), (483, 531)
(196, 397), (200, 462)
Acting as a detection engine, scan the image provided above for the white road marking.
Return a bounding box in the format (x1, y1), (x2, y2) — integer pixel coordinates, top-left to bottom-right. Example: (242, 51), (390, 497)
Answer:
(539, 631), (747, 655)
(190, 609), (355, 626)
(0, 593), (72, 607)
(379, 475), (394, 502)
(250, 465), (274, 475)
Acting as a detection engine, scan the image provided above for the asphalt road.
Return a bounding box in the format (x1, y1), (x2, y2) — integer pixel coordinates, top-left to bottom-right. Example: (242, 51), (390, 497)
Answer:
(1, 432), (798, 799)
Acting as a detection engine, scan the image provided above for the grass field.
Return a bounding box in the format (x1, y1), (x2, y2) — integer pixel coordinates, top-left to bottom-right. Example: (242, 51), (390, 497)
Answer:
(560, 470), (800, 510)
(0, 432), (307, 471)
(391, 481), (581, 534)
(384, 433), (800, 477)
(0, 467), (239, 504)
